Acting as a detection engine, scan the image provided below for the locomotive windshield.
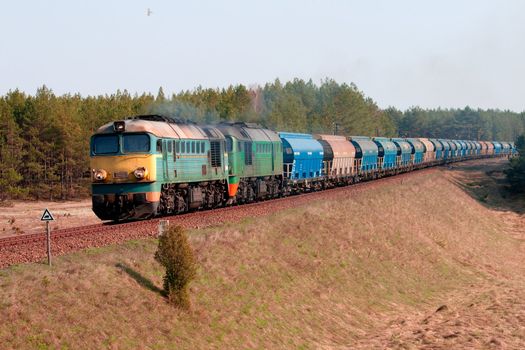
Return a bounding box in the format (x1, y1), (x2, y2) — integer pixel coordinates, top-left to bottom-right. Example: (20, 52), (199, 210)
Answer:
(123, 134), (150, 153)
(93, 135), (119, 154)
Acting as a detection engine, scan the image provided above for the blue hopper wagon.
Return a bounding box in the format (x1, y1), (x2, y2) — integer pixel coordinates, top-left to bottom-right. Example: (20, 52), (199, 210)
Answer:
(458, 140), (468, 157)
(406, 138), (425, 165)
(349, 136), (378, 177)
(438, 139), (452, 160)
(450, 140), (461, 158)
(279, 132), (324, 182)
(492, 141), (502, 155)
(391, 138), (412, 168)
(473, 141), (482, 156)
(373, 137), (397, 171)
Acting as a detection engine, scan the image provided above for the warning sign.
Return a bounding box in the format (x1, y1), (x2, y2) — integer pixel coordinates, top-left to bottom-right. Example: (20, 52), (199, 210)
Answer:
(40, 209), (55, 221)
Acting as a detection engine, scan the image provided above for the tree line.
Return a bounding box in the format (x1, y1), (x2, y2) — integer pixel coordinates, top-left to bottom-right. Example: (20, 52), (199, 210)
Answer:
(385, 106), (525, 141)
(0, 78), (523, 201)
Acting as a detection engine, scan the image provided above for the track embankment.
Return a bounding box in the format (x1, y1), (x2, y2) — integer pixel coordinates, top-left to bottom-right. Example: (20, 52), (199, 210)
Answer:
(0, 167), (437, 268)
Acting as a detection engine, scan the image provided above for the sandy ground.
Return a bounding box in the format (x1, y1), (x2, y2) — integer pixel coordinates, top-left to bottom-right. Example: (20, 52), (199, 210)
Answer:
(0, 200), (100, 237)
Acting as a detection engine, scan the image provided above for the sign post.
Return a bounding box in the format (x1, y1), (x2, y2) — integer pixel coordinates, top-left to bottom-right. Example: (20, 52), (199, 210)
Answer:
(41, 209), (55, 266)
(158, 220), (169, 237)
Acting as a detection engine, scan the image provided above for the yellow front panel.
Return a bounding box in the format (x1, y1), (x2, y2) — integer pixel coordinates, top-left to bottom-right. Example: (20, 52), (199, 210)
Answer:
(90, 154), (159, 183)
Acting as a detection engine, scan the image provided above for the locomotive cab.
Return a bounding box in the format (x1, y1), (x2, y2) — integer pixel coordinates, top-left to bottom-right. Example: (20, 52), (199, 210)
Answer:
(90, 126), (160, 220)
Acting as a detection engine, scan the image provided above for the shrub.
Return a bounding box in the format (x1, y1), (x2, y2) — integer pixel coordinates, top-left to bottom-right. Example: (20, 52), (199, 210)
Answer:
(155, 225), (197, 309)
(505, 134), (525, 192)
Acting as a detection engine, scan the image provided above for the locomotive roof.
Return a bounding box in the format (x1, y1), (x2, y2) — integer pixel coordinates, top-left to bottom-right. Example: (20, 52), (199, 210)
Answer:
(94, 115), (226, 140)
(216, 122), (280, 142)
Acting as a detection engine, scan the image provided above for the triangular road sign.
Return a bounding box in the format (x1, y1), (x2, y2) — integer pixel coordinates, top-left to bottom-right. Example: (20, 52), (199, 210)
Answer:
(41, 208), (55, 221)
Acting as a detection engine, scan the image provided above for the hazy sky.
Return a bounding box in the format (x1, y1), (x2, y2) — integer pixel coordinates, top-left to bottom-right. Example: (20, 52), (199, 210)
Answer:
(1, 0), (524, 111)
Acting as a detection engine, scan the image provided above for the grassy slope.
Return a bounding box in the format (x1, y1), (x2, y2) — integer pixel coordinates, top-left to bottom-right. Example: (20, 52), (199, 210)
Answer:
(0, 168), (523, 349)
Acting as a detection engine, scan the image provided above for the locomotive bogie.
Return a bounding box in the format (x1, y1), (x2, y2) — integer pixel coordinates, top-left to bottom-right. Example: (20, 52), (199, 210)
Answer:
(92, 183), (161, 221)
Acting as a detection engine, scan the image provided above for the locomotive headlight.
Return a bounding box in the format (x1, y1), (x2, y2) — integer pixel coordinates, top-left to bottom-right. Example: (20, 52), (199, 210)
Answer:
(93, 169), (107, 181)
(133, 167), (148, 179)
(113, 121), (126, 133)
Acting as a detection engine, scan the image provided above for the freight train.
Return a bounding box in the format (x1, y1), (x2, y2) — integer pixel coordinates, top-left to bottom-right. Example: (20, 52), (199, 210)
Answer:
(90, 115), (516, 221)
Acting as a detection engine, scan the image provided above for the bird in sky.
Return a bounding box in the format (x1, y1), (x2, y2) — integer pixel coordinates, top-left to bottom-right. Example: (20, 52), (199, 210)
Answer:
(147, 8), (153, 16)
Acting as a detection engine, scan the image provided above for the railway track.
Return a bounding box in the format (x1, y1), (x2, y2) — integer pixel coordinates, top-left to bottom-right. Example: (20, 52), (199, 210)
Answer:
(0, 224), (105, 247)
(0, 160), (498, 268)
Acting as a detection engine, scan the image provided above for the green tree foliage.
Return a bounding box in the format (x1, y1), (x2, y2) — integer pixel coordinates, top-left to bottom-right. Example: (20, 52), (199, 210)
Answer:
(155, 225), (197, 309)
(505, 135), (525, 192)
(0, 99), (25, 200)
(259, 78), (396, 136)
(387, 106), (525, 141)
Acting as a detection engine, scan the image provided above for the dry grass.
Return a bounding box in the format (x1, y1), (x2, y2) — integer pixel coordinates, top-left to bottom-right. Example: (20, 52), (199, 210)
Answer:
(0, 166), (523, 349)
